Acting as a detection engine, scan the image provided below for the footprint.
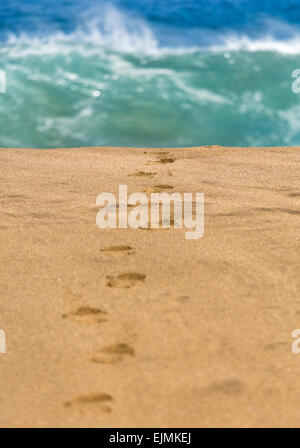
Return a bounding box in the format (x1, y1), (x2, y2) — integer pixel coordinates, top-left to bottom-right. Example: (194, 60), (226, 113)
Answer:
(147, 157), (175, 166)
(101, 245), (134, 256)
(150, 151), (170, 156)
(207, 379), (243, 396)
(5, 194), (27, 201)
(158, 157), (175, 164)
(64, 393), (113, 414)
(128, 171), (157, 178)
(178, 295), (190, 301)
(62, 306), (107, 323)
(91, 343), (135, 364)
(137, 212), (178, 230)
(106, 272), (146, 288)
(144, 184), (173, 193)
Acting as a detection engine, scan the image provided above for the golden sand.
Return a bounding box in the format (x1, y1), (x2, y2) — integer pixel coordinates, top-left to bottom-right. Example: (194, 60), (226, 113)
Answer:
(0, 146), (300, 427)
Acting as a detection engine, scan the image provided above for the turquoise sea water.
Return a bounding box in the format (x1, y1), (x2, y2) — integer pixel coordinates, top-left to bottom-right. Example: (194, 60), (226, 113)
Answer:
(1, 1), (300, 147)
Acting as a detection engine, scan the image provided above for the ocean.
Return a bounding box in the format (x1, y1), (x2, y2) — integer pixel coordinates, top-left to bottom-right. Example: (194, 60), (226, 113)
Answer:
(1, 0), (300, 148)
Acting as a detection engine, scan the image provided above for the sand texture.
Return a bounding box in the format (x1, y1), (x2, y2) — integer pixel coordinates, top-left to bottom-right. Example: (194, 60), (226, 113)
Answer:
(0, 146), (300, 427)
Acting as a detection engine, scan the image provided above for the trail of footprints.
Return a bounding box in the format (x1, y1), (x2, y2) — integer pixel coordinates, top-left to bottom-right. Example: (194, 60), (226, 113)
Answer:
(66, 151), (268, 415)
(64, 344), (135, 414)
(63, 156), (176, 416)
(63, 243), (145, 414)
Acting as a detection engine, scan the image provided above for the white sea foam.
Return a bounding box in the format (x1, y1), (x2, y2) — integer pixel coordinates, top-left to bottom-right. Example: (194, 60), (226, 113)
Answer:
(210, 34), (300, 55)
(3, 4), (300, 56)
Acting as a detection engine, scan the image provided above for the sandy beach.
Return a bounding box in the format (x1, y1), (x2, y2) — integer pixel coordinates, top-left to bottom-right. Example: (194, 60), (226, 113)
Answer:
(0, 146), (300, 428)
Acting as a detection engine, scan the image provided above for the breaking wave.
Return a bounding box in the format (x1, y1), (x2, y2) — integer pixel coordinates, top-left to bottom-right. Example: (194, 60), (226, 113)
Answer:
(1, 2), (300, 147)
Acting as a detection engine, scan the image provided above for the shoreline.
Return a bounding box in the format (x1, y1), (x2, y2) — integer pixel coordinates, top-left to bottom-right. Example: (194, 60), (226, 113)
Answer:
(1, 145), (300, 150)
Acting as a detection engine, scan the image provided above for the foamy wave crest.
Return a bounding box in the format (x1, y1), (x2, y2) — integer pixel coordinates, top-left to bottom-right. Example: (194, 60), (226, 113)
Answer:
(4, 4), (300, 57)
(211, 34), (300, 54)
(4, 4), (159, 56)
(208, 17), (300, 54)
(80, 4), (159, 53)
